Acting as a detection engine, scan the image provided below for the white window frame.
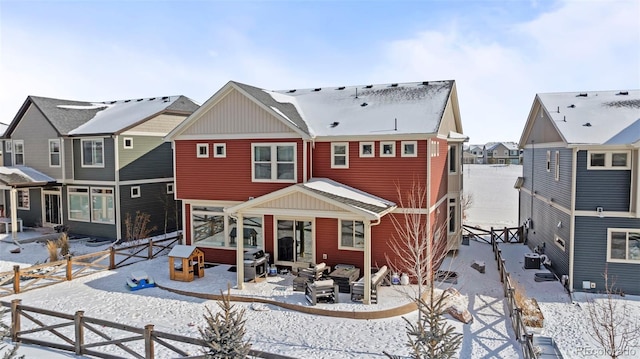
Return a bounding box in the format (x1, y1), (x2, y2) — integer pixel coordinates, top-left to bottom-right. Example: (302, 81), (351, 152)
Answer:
(555, 235), (566, 252)
(251, 143), (297, 183)
(359, 142), (374, 157)
(448, 145), (457, 173)
(90, 187), (115, 224)
(546, 150), (551, 172)
(380, 141), (396, 157)
(49, 139), (61, 167)
(13, 140), (24, 166)
(81, 138), (104, 168)
(5, 140), (11, 153)
(131, 186), (141, 198)
(606, 228), (640, 263)
(331, 142), (349, 168)
(191, 206), (264, 249)
(17, 189), (29, 210)
(587, 150), (631, 170)
(338, 219), (365, 251)
(196, 143), (209, 158)
(68, 186), (90, 222)
(448, 198), (456, 233)
(401, 141), (417, 157)
(166, 183), (174, 194)
(554, 151), (560, 181)
(123, 137), (133, 149)
(213, 143), (226, 158)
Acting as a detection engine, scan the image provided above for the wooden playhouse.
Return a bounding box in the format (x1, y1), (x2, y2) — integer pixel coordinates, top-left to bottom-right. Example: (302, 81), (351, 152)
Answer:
(168, 245), (205, 282)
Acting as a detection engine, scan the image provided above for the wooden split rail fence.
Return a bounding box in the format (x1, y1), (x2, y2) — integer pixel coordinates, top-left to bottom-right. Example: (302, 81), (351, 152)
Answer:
(0, 235), (180, 297)
(462, 225), (524, 244)
(1, 299), (295, 359)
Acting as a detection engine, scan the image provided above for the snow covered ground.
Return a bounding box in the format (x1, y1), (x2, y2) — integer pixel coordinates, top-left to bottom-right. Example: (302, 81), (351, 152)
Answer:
(0, 164), (638, 358)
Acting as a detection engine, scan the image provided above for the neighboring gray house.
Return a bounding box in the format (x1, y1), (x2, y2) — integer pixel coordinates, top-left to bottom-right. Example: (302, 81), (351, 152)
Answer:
(517, 89), (639, 295)
(483, 141), (521, 164)
(1, 95), (199, 241)
(464, 144), (484, 164)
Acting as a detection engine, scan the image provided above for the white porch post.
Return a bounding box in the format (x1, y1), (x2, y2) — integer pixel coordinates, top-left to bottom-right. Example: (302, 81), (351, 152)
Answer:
(236, 214), (244, 290)
(10, 188), (18, 242)
(364, 221), (372, 304)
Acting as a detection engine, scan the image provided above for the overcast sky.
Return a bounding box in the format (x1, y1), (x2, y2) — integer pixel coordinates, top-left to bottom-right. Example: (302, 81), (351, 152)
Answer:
(0, 0), (638, 144)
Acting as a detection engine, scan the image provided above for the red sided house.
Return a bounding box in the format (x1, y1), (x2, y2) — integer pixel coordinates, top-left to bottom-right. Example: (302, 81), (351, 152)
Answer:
(166, 80), (466, 303)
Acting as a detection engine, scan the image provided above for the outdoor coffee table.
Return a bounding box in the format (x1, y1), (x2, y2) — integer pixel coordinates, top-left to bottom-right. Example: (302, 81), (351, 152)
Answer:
(328, 267), (360, 293)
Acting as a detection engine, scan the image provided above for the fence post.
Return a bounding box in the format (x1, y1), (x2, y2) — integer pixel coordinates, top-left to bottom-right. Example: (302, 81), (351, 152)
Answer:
(148, 240), (154, 259)
(144, 324), (154, 359)
(13, 265), (20, 294)
(497, 249), (502, 271)
(501, 258), (506, 283)
(75, 310), (85, 355)
(109, 246), (116, 270)
(66, 254), (73, 281)
(10, 299), (21, 342)
(514, 307), (522, 341)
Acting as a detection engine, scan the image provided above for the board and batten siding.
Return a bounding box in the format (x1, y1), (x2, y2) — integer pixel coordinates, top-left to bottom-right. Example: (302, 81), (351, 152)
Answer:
(181, 88), (297, 136)
(119, 182), (180, 239)
(573, 216), (640, 295)
(72, 138), (116, 182)
(575, 150), (631, 212)
(118, 136), (173, 181)
(61, 186), (117, 240)
(9, 104), (63, 179)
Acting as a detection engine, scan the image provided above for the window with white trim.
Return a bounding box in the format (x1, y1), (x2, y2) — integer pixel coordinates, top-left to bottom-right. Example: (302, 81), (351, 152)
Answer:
(339, 220), (364, 250)
(131, 186), (140, 198)
(196, 143), (209, 158)
(359, 142), (374, 157)
(68, 187), (90, 222)
(607, 229), (640, 263)
(191, 206), (263, 248)
(166, 183), (174, 194)
(91, 187), (114, 224)
(213, 143), (226, 158)
(430, 141), (440, 157)
(49, 139), (61, 167)
(555, 235), (566, 251)
(123, 137), (133, 149)
(5, 140), (11, 153)
(448, 145), (457, 173)
(554, 151), (560, 181)
(81, 139), (104, 167)
(448, 198), (456, 233)
(13, 140), (24, 165)
(401, 141), (417, 157)
(331, 142), (349, 168)
(588, 151), (630, 170)
(17, 189), (29, 210)
(546, 150), (551, 172)
(380, 141), (395, 157)
(252, 143), (296, 182)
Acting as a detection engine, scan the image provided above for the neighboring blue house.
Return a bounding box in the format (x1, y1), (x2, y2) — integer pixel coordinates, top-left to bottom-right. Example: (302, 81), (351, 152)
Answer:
(517, 89), (639, 295)
(1, 95), (199, 241)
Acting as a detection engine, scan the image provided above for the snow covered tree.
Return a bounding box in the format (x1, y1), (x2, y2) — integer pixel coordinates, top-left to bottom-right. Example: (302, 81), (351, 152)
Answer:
(199, 288), (251, 358)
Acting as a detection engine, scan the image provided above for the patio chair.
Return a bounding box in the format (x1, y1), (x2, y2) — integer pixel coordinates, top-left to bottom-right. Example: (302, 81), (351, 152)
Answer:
(305, 279), (338, 305)
(351, 265), (388, 304)
(298, 262), (330, 281)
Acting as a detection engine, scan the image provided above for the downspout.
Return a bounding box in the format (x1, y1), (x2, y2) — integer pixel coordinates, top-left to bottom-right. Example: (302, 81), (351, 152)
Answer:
(236, 213), (245, 290)
(426, 138), (432, 254)
(114, 135), (122, 242)
(569, 147), (578, 292)
(303, 140), (308, 182)
(364, 217), (383, 304)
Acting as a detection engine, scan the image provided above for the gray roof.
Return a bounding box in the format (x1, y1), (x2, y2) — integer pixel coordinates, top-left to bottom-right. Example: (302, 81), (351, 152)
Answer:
(300, 178), (396, 216)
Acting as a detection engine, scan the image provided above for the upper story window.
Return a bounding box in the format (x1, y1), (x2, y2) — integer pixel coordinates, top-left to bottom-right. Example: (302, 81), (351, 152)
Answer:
(214, 143), (226, 158)
(252, 143), (296, 182)
(339, 220), (364, 250)
(17, 189), (29, 210)
(588, 150), (630, 170)
(196, 143), (209, 158)
(123, 137), (133, 149)
(380, 141), (395, 157)
(402, 141), (417, 157)
(607, 229), (640, 263)
(331, 143), (349, 168)
(430, 141), (440, 157)
(13, 140), (24, 165)
(49, 139), (61, 167)
(448, 145), (457, 173)
(81, 139), (104, 167)
(546, 151), (551, 172)
(554, 151), (560, 181)
(359, 142), (374, 157)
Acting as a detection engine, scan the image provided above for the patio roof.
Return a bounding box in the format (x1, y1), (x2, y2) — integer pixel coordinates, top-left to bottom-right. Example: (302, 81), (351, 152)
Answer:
(0, 166), (56, 188)
(226, 178), (396, 221)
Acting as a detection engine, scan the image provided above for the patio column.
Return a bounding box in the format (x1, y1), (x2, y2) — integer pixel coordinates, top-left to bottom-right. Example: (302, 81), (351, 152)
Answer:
(364, 221), (372, 304)
(236, 214), (244, 290)
(10, 187), (18, 243)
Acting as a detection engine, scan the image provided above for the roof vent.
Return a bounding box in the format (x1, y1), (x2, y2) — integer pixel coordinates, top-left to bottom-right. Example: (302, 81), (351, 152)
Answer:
(330, 121), (339, 128)
(124, 100), (131, 103)
(361, 102), (368, 107)
(313, 88), (321, 92)
(583, 122), (592, 127)
(421, 81), (429, 86)
(136, 99), (144, 102)
(109, 101), (117, 104)
(365, 85), (373, 89)
(287, 89), (296, 93)
(568, 104), (575, 108)
(390, 83), (398, 87)
(149, 98), (155, 101)
(337, 86), (345, 90)
(617, 91), (629, 95)
(162, 96), (169, 100)
(576, 93), (588, 97)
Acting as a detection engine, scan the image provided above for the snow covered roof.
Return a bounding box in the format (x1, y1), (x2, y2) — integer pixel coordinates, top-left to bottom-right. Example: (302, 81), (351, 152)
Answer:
(301, 178), (396, 216)
(168, 244), (200, 258)
(13, 95), (199, 137)
(0, 166), (56, 187)
(247, 80), (454, 137)
(537, 90), (640, 145)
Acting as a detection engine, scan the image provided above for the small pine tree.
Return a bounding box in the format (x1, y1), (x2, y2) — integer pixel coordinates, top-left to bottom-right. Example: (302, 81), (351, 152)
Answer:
(199, 288), (251, 358)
